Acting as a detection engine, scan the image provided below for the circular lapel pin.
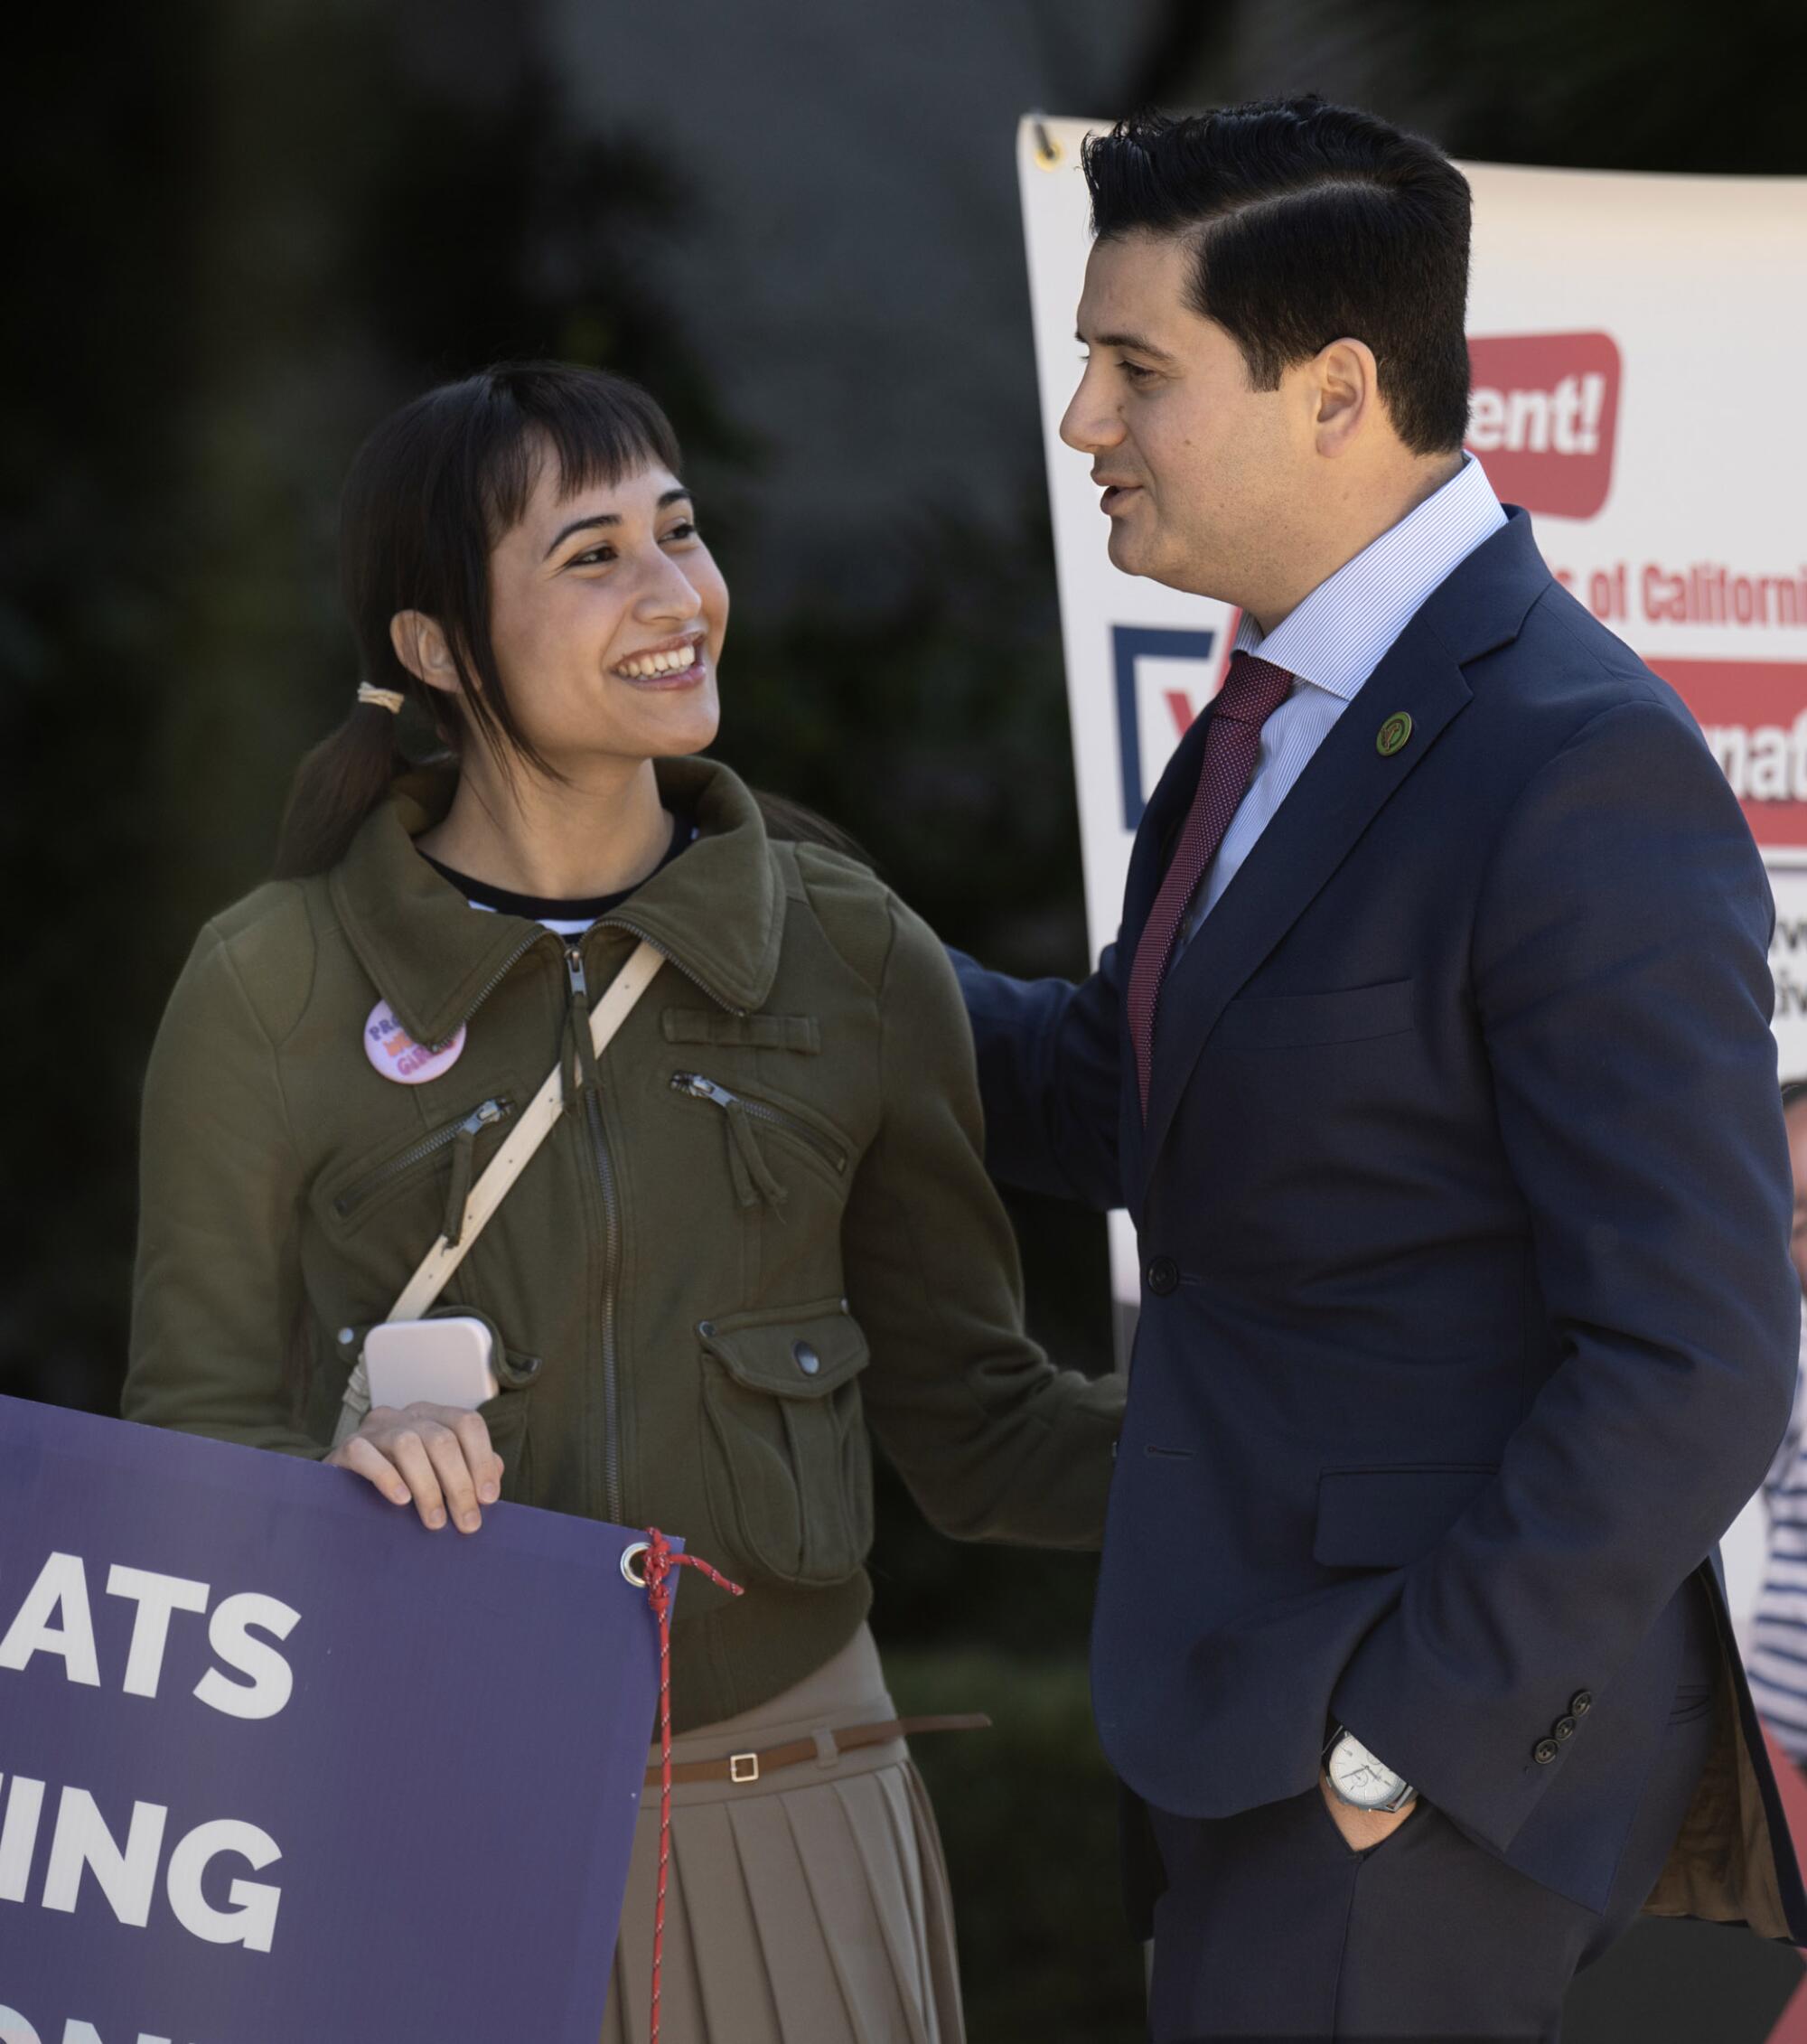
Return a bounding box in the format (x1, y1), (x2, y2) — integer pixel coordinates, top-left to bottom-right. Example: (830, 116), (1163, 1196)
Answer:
(363, 999), (465, 1084)
(1376, 711), (1414, 757)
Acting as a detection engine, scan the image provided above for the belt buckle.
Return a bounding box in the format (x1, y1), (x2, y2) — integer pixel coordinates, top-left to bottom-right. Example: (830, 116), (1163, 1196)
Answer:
(729, 1751), (760, 1785)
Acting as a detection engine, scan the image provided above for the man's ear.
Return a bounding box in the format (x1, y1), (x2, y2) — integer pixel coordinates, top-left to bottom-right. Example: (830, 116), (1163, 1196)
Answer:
(389, 610), (461, 697)
(1310, 337), (1380, 457)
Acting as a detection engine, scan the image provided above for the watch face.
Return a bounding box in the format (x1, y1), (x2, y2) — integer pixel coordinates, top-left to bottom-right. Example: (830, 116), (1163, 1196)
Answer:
(1327, 1734), (1403, 1810)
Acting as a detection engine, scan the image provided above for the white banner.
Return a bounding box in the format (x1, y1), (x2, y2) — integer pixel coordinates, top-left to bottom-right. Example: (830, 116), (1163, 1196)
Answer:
(1016, 118), (1807, 1625)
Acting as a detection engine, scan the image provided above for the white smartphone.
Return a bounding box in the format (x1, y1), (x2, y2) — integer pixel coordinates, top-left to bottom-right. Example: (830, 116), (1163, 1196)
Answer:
(363, 1316), (499, 1413)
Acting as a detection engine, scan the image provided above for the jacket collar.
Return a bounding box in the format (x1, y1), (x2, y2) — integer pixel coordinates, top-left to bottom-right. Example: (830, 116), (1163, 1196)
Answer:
(330, 754), (786, 1046)
(1126, 506), (1553, 1196)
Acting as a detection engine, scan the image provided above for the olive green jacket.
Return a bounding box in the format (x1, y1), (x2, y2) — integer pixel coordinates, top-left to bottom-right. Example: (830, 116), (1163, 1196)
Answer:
(126, 756), (1123, 1728)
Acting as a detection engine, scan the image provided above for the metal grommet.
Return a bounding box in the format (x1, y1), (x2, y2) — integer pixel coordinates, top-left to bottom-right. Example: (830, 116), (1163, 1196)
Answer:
(620, 1542), (651, 1588)
(698, 1321), (716, 1339)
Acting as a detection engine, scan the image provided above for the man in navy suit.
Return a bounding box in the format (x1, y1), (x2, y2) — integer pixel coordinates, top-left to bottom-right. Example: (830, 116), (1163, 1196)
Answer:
(955, 98), (1807, 2037)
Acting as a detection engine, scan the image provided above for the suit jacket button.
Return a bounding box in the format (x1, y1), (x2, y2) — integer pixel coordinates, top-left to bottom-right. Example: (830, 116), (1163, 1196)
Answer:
(1147, 1258), (1179, 1296)
(1570, 1691), (1593, 1716)
(1552, 1715), (1578, 1741)
(1532, 1738), (1560, 1765)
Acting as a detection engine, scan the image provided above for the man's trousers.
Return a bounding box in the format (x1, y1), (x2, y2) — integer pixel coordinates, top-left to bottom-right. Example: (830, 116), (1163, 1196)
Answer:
(1146, 1572), (1723, 2042)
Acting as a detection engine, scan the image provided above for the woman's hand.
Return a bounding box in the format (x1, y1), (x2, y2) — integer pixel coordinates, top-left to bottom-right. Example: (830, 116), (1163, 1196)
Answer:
(326, 1402), (502, 1532)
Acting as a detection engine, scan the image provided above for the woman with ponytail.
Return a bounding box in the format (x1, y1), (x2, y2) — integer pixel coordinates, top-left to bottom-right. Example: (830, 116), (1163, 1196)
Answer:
(126, 362), (1122, 2042)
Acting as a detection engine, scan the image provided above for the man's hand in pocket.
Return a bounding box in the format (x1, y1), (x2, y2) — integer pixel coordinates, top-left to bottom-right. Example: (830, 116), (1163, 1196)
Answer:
(1319, 1772), (1418, 1851)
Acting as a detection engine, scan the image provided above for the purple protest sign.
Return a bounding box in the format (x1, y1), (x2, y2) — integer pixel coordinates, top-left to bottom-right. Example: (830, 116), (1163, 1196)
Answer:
(0, 1395), (670, 2044)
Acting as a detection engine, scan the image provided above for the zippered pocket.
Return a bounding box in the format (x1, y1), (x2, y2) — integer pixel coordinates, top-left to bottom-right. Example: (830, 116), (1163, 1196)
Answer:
(669, 1073), (848, 1176)
(332, 1096), (515, 1223)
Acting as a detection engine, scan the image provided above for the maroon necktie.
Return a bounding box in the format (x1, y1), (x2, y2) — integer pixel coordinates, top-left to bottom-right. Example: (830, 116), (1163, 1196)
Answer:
(1127, 650), (1296, 1116)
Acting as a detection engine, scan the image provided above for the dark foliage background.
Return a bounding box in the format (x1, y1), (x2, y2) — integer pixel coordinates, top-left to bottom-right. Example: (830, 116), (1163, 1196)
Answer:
(4, 3), (1803, 2036)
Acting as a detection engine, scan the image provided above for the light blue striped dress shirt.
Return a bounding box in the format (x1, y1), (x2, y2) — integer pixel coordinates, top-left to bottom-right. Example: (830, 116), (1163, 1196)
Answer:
(1178, 453), (1508, 948)
(1747, 1298), (1807, 1757)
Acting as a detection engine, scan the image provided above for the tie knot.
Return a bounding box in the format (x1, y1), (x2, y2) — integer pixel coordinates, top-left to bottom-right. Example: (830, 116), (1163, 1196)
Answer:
(1215, 650), (1295, 728)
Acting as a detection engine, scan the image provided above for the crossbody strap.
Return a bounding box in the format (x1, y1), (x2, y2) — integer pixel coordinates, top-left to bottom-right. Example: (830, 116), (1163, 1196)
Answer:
(331, 938), (665, 1448)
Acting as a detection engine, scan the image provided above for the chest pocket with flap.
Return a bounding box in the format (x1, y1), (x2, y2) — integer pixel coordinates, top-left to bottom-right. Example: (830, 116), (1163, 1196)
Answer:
(1212, 978), (1416, 1052)
(698, 1299), (873, 1588)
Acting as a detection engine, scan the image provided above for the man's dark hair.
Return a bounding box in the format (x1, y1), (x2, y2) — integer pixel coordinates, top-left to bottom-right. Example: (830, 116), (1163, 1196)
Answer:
(1081, 97), (1473, 456)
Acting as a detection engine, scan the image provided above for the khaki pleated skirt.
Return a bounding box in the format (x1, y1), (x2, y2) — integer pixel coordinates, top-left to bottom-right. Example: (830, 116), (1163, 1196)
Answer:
(601, 1623), (966, 2044)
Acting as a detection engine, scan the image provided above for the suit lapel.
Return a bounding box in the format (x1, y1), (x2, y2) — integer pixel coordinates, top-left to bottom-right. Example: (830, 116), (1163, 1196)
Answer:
(1137, 614), (1474, 1191)
(1116, 504), (1551, 1204)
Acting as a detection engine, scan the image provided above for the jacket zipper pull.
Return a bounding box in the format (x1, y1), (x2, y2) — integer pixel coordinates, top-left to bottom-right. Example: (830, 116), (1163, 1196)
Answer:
(441, 1098), (506, 1247)
(671, 1074), (788, 1214)
(725, 1095), (788, 1215)
(565, 946), (605, 1107)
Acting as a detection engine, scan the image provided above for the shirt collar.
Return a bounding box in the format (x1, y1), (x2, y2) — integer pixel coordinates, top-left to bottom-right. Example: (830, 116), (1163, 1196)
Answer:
(1232, 453), (1507, 700)
(329, 755), (786, 1045)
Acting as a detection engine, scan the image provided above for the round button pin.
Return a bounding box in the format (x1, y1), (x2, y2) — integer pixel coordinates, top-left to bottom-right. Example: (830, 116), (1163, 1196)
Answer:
(1377, 712), (1414, 757)
(363, 999), (465, 1084)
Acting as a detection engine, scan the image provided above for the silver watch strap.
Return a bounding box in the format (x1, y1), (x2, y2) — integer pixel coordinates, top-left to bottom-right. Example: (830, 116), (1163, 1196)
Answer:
(1325, 1723), (1416, 1810)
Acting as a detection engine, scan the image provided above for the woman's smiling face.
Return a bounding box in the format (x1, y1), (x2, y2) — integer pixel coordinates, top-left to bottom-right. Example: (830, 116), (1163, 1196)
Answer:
(479, 445), (728, 771)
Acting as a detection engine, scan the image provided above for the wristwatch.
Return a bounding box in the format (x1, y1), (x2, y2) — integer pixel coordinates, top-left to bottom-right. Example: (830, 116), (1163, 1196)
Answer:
(1322, 1723), (1417, 1813)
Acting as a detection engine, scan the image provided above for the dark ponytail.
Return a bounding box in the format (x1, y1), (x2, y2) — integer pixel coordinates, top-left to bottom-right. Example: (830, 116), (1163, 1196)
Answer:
(273, 361), (685, 878)
(273, 699), (406, 880)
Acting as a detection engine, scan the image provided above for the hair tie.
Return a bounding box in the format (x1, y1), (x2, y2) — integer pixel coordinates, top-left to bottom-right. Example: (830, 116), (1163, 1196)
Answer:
(356, 682), (406, 714)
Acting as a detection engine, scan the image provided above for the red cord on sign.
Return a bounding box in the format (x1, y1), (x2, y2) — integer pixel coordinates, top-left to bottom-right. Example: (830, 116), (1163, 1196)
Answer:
(641, 1526), (744, 2044)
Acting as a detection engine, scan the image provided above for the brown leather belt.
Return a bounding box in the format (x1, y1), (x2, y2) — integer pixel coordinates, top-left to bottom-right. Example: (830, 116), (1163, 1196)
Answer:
(643, 1711), (991, 1789)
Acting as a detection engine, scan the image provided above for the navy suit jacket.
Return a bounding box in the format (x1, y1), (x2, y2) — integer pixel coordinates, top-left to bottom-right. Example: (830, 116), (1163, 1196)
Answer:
(956, 509), (1807, 1934)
